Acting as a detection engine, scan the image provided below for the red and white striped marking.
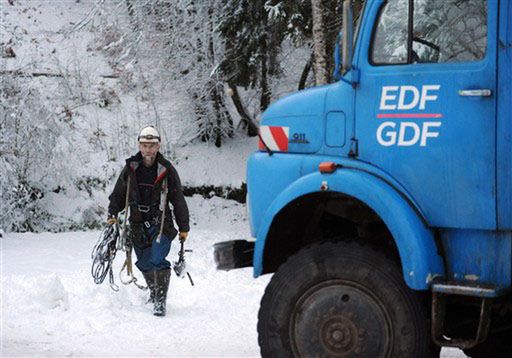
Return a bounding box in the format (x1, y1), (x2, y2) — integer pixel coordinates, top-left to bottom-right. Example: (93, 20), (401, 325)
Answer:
(259, 126), (290, 152)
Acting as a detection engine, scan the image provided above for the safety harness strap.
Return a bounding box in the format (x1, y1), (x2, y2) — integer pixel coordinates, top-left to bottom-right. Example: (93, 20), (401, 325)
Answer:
(121, 174), (131, 246)
(156, 176), (168, 243)
(119, 247), (146, 289)
(119, 173), (146, 290)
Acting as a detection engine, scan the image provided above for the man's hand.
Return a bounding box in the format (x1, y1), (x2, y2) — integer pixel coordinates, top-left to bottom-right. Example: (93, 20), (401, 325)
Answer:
(106, 216), (118, 225)
(179, 231), (189, 241)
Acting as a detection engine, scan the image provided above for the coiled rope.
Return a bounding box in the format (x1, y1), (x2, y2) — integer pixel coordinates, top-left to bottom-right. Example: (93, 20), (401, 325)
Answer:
(91, 173), (145, 291)
(91, 223), (120, 291)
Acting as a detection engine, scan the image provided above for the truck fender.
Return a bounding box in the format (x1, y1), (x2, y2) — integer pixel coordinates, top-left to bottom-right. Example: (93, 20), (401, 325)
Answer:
(253, 169), (445, 290)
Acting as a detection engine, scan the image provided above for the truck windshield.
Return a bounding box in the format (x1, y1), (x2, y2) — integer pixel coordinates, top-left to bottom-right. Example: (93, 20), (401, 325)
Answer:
(372, 0), (487, 65)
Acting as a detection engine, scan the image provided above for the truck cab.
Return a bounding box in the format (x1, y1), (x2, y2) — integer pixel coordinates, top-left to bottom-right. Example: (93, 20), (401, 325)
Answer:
(215, 1), (512, 356)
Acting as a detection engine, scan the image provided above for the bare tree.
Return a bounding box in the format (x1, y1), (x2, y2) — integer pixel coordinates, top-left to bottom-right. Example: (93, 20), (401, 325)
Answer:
(311, 0), (329, 85)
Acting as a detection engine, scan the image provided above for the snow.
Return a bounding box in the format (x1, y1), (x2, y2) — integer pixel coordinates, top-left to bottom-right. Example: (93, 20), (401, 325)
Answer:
(1, 196), (466, 357)
(1, 196), (269, 356)
(2, 0), (111, 75)
(172, 137), (258, 188)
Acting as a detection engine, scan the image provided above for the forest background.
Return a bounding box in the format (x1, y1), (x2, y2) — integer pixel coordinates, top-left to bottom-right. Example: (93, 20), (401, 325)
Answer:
(0, 0), (364, 233)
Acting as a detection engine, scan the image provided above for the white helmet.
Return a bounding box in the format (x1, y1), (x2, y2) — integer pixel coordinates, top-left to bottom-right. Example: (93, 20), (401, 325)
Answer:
(138, 126), (161, 143)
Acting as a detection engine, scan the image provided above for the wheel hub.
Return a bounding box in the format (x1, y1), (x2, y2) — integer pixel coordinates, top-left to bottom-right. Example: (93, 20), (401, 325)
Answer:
(322, 316), (358, 351)
(290, 280), (393, 357)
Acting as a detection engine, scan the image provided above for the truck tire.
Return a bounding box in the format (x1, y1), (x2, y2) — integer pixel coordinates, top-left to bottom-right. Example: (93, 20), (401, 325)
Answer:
(257, 241), (436, 357)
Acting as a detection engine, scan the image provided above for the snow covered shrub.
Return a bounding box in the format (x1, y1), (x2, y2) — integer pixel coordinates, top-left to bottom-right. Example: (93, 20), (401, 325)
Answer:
(8, 182), (54, 232)
(81, 205), (104, 230)
(0, 158), (17, 232)
(93, 1), (236, 148)
(93, 24), (125, 61)
(0, 75), (60, 232)
(97, 88), (121, 108)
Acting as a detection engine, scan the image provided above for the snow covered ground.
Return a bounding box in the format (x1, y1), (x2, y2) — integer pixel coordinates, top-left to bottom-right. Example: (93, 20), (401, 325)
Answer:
(1, 196), (465, 357)
(1, 196), (268, 356)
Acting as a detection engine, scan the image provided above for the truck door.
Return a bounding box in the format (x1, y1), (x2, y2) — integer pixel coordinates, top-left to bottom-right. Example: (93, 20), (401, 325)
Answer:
(497, 0), (512, 229)
(354, 0), (498, 229)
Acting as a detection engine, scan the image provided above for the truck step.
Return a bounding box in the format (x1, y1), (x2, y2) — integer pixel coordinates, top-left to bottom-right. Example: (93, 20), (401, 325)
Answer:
(432, 281), (511, 298)
(432, 290), (492, 349)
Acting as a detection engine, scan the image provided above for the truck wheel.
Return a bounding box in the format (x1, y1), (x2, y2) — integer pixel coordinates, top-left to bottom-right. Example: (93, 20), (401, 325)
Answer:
(257, 241), (435, 357)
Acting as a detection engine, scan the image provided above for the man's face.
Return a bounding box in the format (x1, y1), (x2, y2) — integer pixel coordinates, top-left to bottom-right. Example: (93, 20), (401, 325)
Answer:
(139, 142), (160, 160)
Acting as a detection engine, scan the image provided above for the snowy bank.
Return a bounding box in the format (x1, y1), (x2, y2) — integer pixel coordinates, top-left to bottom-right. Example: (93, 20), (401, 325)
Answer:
(1, 196), (268, 356)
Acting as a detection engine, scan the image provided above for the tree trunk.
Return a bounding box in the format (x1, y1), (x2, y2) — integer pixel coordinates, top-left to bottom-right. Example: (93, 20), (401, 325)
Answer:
(211, 85), (222, 148)
(311, 0), (330, 85)
(260, 34), (271, 112)
(298, 51), (315, 90)
(189, 90), (209, 142)
(227, 83), (258, 137)
(207, 5), (233, 147)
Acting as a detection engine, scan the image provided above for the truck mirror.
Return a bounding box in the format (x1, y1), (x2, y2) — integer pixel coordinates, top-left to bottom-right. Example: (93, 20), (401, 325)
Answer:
(342, 0), (353, 73)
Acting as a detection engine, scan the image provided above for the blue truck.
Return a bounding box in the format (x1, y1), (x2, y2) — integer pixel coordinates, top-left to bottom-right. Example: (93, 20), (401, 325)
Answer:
(214, 0), (511, 356)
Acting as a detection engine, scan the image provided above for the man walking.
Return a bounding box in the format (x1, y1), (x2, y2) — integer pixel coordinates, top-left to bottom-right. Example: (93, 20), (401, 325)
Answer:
(107, 126), (189, 316)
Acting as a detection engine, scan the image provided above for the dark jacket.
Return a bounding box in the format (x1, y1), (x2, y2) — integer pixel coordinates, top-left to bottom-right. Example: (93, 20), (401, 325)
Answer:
(108, 152), (190, 240)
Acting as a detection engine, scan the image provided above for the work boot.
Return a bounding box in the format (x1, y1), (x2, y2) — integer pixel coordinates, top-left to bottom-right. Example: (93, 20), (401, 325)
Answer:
(142, 271), (156, 304)
(153, 269), (171, 316)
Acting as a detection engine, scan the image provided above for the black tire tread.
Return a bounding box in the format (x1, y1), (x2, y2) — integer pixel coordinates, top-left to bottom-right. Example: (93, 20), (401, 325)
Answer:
(258, 240), (435, 357)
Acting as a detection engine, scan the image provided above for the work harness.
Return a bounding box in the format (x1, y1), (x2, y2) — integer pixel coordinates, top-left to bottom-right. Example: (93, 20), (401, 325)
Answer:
(90, 174), (194, 291)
